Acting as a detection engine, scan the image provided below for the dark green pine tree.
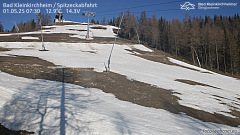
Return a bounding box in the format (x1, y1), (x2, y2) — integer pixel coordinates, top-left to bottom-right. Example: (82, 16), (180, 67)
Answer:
(237, 32), (240, 74)
(0, 20), (4, 32)
(31, 19), (36, 30)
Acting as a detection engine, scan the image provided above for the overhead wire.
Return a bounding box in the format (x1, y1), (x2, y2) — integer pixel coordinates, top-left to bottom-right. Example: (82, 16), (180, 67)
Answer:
(99, 8), (181, 16)
(97, 0), (186, 14)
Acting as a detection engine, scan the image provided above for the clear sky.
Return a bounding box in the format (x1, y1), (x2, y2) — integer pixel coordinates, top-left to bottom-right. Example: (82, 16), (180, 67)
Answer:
(0, 0), (239, 31)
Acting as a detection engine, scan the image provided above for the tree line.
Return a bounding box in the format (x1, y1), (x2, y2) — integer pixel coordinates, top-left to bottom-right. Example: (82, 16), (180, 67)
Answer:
(0, 12), (52, 33)
(0, 20), (4, 32)
(99, 10), (240, 75)
(10, 12), (51, 33)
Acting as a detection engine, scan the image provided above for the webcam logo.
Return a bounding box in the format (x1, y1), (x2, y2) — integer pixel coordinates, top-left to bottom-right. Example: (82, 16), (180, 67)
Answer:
(180, 2), (195, 10)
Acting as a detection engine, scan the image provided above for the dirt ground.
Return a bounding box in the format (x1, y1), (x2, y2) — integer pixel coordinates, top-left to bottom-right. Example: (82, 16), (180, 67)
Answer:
(0, 53), (240, 129)
(0, 123), (34, 135)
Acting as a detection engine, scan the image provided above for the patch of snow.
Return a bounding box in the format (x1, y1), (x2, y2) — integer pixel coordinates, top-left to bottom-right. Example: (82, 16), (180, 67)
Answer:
(81, 22), (88, 25)
(62, 20), (73, 23)
(91, 25), (117, 38)
(21, 37), (40, 40)
(0, 53), (11, 56)
(168, 57), (213, 73)
(69, 34), (87, 39)
(131, 45), (153, 52)
(109, 25), (120, 29)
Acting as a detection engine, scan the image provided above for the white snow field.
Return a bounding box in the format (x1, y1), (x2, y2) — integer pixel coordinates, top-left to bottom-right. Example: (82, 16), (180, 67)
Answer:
(0, 24), (240, 134)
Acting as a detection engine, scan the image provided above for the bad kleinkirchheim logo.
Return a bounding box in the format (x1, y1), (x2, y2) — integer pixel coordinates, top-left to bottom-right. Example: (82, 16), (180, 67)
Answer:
(180, 2), (195, 10)
(180, 1), (238, 10)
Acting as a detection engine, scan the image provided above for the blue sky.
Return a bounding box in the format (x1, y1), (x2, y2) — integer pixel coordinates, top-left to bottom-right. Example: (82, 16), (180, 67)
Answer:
(0, 0), (239, 30)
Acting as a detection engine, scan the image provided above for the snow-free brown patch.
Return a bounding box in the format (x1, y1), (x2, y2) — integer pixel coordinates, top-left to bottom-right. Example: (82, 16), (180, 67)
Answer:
(175, 79), (221, 89)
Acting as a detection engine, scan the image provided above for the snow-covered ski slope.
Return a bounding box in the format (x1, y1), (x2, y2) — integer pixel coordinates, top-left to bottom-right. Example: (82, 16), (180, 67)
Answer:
(0, 23), (118, 39)
(0, 72), (238, 135)
(0, 23), (240, 134)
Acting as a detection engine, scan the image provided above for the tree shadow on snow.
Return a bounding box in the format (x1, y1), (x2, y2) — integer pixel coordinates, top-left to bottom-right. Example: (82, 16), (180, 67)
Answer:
(0, 69), (100, 134)
(113, 112), (132, 135)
